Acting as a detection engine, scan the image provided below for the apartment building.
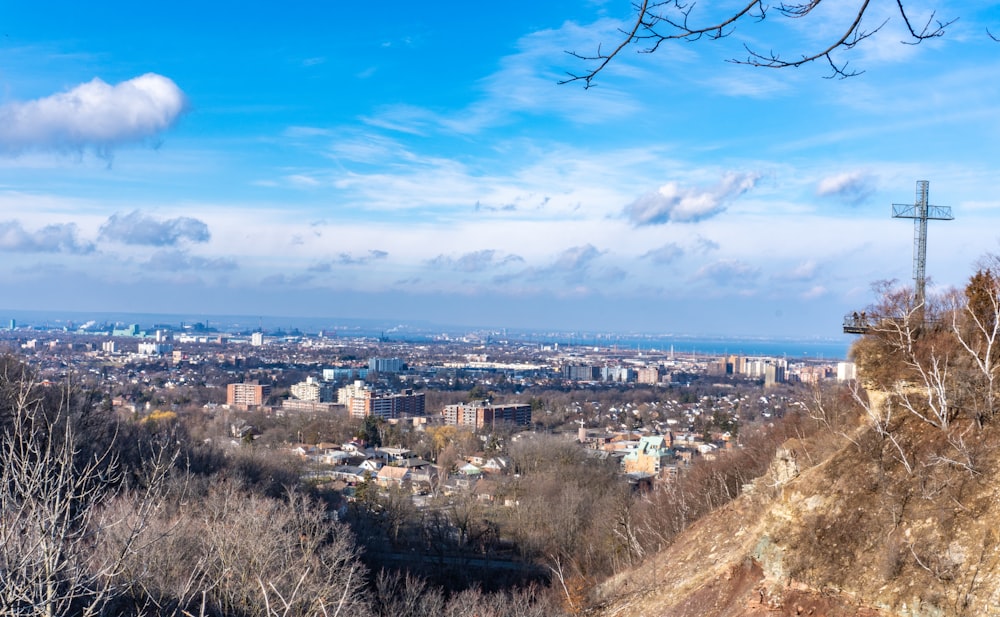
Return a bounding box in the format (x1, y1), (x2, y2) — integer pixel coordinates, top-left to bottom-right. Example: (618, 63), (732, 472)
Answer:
(226, 380), (271, 408)
(337, 380), (425, 420)
(441, 400), (532, 429)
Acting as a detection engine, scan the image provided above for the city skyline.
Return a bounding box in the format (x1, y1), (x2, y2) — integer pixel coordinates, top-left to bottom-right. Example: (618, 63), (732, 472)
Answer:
(2, 2), (1000, 337)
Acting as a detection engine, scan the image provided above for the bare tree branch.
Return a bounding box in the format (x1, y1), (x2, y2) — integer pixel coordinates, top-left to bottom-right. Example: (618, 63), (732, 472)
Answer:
(563, 0), (955, 85)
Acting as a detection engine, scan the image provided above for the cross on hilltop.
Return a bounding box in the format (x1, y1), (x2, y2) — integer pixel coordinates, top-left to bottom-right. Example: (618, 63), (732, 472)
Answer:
(892, 180), (953, 312)
(843, 180), (953, 334)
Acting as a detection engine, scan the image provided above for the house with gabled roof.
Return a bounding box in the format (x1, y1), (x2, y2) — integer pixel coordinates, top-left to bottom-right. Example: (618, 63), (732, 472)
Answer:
(481, 456), (511, 474)
(376, 465), (411, 489)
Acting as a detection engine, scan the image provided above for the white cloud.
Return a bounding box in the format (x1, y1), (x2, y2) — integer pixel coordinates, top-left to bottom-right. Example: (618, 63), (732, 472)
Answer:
(0, 74), (187, 154)
(802, 285), (827, 299)
(691, 259), (760, 285)
(624, 172), (760, 225)
(0, 220), (94, 254)
(99, 210), (210, 246)
(817, 171), (876, 205)
(641, 242), (684, 264)
(784, 260), (818, 281)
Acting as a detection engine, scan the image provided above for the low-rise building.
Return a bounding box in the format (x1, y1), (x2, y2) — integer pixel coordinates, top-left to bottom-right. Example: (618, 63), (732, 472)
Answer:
(623, 434), (674, 476)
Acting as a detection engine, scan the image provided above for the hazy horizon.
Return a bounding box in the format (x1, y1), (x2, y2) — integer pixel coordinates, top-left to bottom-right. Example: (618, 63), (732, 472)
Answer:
(0, 306), (854, 359)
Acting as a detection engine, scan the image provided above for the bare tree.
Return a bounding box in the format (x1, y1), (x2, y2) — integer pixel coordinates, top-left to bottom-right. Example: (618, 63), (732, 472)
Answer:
(847, 378), (913, 475)
(852, 280), (962, 432)
(198, 483), (368, 617)
(0, 371), (174, 617)
(951, 267), (1000, 425)
(563, 0), (955, 86)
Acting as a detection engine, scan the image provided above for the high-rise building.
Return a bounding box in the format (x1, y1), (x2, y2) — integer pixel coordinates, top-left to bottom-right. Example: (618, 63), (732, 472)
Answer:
(368, 357), (404, 373)
(227, 380), (271, 407)
(636, 366), (661, 384)
(764, 360), (787, 388)
(837, 362), (857, 382)
(290, 377), (334, 402)
(563, 365), (600, 381)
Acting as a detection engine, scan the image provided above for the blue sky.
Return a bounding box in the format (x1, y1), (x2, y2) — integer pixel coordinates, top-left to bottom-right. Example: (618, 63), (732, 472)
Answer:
(2, 1), (1000, 337)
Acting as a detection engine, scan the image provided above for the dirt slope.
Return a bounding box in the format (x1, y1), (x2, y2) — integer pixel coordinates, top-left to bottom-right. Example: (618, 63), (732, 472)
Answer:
(589, 409), (1000, 617)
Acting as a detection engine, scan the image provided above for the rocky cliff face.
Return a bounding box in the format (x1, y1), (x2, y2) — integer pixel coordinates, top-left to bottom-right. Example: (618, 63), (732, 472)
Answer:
(589, 389), (1000, 617)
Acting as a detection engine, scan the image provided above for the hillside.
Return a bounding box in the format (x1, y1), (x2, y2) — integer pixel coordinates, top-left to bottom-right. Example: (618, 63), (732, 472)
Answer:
(589, 389), (1000, 616)
(587, 269), (1000, 617)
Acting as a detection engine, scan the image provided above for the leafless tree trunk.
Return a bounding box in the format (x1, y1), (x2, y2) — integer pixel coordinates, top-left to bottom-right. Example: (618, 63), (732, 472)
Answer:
(0, 374), (173, 617)
(951, 270), (1000, 424)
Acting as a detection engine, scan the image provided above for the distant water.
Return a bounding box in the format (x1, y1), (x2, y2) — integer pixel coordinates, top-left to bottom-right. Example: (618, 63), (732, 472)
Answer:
(0, 309), (853, 361)
(504, 333), (852, 361)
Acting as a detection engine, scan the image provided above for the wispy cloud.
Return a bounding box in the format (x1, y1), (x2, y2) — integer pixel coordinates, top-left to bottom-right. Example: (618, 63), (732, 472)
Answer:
(99, 210), (210, 246)
(694, 236), (719, 253)
(144, 249), (238, 271)
(641, 242), (684, 264)
(0, 74), (187, 155)
(548, 244), (603, 273)
(802, 285), (828, 299)
(780, 260), (819, 281)
(427, 249), (524, 272)
(624, 172), (760, 225)
(261, 273), (315, 287)
(817, 171), (876, 206)
(361, 19), (642, 137)
(490, 244), (607, 289)
(691, 259), (760, 284)
(309, 250), (389, 271)
(0, 220), (94, 253)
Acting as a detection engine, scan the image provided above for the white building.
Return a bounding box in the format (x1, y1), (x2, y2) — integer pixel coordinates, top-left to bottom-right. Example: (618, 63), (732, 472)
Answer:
(837, 362), (857, 382)
(138, 342), (173, 356)
(290, 377), (334, 402)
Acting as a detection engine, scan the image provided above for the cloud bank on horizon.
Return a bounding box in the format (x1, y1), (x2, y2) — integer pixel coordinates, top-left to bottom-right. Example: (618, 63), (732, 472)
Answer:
(0, 1), (999, 336)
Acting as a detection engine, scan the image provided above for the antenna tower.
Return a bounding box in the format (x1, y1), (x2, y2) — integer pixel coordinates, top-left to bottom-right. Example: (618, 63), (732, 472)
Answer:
(891, 180), (953, 312)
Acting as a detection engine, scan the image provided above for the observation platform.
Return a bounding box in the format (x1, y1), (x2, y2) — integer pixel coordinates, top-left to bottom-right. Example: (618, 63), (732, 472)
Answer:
(843, 313), (872, 334)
